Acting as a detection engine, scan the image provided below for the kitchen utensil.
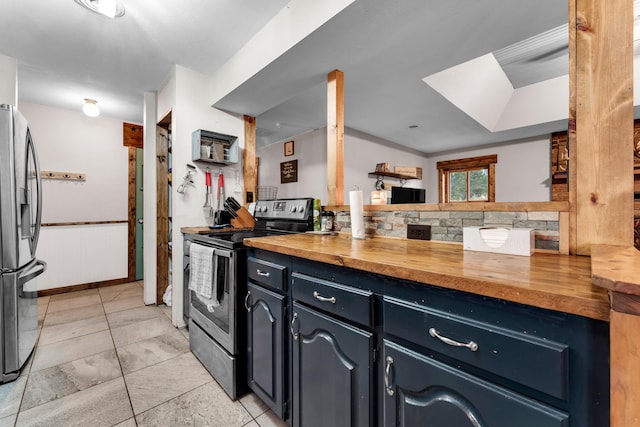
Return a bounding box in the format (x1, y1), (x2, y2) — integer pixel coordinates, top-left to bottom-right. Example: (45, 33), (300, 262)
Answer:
(224, 199), (239, 218)
(203, 169), (214, 226)
(222, 196), (255, 229)
(227, 197), (242, 211)
(215, 171), (225, 225)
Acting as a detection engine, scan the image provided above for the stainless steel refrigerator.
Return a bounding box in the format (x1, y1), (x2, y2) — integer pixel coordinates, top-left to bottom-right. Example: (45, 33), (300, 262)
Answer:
(0, 104), (46, 383)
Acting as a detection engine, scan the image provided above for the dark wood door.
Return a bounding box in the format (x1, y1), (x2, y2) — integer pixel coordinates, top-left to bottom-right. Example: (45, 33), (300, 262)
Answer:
(382, 340), (569, 427)
(291, 302), (373, 427)
(246, 282), (287, 419)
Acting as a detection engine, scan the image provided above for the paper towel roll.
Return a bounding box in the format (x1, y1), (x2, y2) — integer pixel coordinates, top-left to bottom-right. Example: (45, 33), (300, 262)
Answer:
(349, 190), (365, 239)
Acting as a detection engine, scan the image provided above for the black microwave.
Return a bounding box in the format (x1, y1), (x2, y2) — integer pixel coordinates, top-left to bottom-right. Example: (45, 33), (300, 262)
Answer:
(391, 187), (426, 204)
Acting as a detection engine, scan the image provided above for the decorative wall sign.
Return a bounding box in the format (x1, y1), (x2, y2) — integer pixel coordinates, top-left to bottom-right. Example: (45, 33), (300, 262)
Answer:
(280, 159), (298, 183)
(284, 140), (294, 156)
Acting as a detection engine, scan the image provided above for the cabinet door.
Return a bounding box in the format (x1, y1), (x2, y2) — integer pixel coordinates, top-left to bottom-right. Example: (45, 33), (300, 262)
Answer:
(246, 282), (287, 419)
(291, 302), (373, 427)
(382, 340), (569, 427)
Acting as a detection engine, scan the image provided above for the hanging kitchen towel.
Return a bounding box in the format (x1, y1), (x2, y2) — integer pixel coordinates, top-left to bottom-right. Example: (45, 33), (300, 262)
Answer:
(188, 243), (221, 308)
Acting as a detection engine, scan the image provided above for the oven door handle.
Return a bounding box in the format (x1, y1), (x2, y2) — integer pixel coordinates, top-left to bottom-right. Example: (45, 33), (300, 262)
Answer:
(244, 291), (251, 312)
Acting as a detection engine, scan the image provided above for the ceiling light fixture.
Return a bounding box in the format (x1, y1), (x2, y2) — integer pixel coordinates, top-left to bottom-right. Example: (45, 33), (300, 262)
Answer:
(82, 98), (100, 117)
(73, 0), (125, 19)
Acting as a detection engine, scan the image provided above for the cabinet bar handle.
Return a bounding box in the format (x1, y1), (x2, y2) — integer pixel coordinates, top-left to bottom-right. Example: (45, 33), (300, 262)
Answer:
(290, 313), (299, 341)
(244, 291), (251, 312)
(384, 356), (394, 396)
(312, 291), (336, 304)
(428, 328), (479, 352)
(256, 269), (270, 277)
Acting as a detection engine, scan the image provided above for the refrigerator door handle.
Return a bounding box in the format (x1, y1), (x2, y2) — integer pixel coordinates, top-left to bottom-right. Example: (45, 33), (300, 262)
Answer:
(26, 130), (42, 253)
(18, 259), (46, 299)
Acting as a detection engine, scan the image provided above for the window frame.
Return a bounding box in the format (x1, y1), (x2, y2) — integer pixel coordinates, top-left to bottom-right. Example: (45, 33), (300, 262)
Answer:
(437, 154), (497, 203)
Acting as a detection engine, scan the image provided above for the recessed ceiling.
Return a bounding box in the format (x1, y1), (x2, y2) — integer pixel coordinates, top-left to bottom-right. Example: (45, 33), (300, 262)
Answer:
(3, 0), (633, 155)
(214, 0), (570, 154)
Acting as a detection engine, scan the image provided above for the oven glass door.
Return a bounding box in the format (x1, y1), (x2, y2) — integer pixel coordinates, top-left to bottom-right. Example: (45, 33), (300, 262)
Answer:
(189, 247), (236, 353)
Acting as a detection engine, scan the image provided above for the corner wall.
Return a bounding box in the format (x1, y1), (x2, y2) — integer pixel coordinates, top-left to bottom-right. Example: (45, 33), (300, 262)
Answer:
(169, 65), (246, 326)
(19, 101), (130, 290)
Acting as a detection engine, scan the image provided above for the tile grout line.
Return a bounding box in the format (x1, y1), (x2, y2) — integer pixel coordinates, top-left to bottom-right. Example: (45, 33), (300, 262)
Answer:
(100, 289), (140, 426)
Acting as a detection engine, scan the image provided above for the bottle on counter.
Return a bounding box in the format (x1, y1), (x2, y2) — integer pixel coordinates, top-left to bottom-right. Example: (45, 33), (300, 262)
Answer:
(313, 199), (321, 231)
(321, 211), (335, 232)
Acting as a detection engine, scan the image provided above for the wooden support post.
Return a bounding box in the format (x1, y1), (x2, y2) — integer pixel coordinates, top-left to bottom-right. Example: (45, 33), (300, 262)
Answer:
(327, 69), (345, 205)
(592, 246), (640, 427)
(243, 115), (257, 204)
(569, 0), (634, 255)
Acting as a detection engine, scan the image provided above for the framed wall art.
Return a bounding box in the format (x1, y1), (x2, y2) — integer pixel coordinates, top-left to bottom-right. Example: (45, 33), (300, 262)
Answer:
(280, 159), (298, 183)
(284, 140), (294, 156)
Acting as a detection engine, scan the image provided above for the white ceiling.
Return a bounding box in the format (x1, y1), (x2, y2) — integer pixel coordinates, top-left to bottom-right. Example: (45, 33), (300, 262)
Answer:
(0, 0), (289, 122)
(0, 0), (572, 154)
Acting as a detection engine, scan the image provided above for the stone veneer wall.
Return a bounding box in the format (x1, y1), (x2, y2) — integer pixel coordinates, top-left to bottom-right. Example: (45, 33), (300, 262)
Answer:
(334, 210), (560, 251)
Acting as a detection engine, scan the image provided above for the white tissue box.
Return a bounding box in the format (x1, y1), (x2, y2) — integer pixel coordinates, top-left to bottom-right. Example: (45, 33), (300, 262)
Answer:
(463, 227), (535, 256)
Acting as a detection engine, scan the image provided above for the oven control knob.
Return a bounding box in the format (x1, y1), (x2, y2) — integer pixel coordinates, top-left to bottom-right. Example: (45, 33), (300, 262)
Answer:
(259, 205), (267, 213)
(297, 205), (305, 213)
(290, 205), (297, 212)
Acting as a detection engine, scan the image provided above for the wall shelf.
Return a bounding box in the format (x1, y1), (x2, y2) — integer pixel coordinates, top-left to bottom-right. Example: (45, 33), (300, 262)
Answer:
(368, 171), (420, 188)
(192, 129), (238, 165)
(368, 171), (420, 180)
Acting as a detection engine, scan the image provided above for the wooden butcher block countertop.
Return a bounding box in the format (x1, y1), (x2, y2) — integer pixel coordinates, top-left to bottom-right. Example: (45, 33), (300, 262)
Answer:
(243, 233), (610, 322)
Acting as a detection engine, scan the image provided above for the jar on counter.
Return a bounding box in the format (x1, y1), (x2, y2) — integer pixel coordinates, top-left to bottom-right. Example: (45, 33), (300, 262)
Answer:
(321, 211), (335, 232)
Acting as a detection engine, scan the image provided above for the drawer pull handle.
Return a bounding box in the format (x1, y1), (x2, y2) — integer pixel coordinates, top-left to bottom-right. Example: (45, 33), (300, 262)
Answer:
(313, 291), (336, 304)
(244, 291), (251, 312)
(256, 269), (270, 278)
(290, 313), (299, 341)
(384, 356), (394, 396)
(429, 328), (479, 352)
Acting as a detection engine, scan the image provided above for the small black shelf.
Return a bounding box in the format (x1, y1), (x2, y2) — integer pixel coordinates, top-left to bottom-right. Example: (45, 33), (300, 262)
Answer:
(368, 171), (420, 180)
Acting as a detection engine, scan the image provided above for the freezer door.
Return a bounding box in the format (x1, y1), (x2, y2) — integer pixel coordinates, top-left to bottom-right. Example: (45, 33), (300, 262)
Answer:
(1, 259), (44, 383)
(0, 105), (42, 271)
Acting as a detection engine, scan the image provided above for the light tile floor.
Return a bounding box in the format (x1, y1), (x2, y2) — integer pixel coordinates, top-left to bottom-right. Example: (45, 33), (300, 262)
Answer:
(0, 281), (287, 427)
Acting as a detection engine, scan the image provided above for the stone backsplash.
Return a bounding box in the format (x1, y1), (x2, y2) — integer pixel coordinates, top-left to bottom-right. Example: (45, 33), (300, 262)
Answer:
(334, 209), (560, 251)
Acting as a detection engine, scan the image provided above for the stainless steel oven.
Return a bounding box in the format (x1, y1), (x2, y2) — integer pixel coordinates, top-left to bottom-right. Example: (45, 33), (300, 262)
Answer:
(183, 197), (314, 400)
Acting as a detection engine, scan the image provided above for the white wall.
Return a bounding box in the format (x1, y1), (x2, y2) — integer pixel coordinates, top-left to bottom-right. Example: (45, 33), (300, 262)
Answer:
(166, 65), (246, 327)
(425, 136), (551, 203)
(18, 102), (130, 290)
(257, 127), (429, 205)
(258, 128), (327, 202)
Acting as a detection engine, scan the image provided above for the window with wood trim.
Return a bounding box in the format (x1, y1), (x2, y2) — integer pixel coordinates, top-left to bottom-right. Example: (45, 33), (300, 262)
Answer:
(437, 155), (497, 203)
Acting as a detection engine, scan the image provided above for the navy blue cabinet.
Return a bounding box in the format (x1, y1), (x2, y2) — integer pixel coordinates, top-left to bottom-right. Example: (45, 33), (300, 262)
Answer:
(246, 249), (609, 427)
(291, 302), (373, 427)
(245, 252), (291, 420)
(382, 339), (569, 427)
(246, 282), (287, 419)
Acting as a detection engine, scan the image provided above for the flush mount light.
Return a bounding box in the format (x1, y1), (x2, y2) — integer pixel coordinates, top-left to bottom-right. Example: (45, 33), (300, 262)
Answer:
(82, 98), (100, 117)
(74, 0), (125, 18)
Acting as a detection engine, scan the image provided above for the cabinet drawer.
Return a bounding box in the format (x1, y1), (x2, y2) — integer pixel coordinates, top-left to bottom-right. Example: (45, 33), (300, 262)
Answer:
(383, 339), (568, 427)
(247, 257), (286, 292)
(292, 273), (373, 327)
(383, 296), (568, 400)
